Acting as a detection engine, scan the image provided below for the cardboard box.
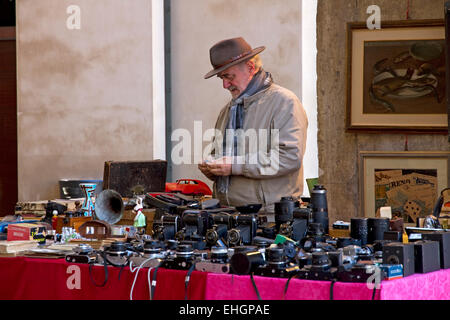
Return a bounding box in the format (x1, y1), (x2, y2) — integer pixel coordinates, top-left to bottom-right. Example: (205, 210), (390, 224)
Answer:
(7, 223), (46, 241)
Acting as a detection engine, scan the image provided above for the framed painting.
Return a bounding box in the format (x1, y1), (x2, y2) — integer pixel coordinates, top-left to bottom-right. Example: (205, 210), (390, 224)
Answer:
(359, 151), (450, 225)
(346, 20), (448, 133)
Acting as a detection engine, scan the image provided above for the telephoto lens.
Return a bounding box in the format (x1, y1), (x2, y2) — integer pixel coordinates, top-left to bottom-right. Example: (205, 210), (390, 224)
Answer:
(367, 218), (390, 244)
(351, 218), (368, 245)
(310, 185), (329, 234)
(230, 246), (265, 275)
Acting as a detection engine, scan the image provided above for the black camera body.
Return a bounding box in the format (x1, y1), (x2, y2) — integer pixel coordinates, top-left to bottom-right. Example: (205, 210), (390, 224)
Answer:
(152, 214), (182, 241)
(227, 214), (258, 247)
(175, 211), (210, 242)
(337, 263), (385, 283)
(299, 223), (327, 252)
(278, 207), (310, 242)
(254, 246), (300, 278)
(205, 212), (235, 246)
(297, 252), (337, 281)
(161, 244), (198, 270)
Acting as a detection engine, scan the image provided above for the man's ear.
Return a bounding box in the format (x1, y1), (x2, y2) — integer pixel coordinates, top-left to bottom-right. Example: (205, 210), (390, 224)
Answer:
(246, 60), (256, 75)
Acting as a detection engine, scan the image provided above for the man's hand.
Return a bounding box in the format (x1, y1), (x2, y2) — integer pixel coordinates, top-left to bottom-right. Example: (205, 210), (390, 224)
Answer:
(205, 157), (233, 177)
(198, 162), (217, 181)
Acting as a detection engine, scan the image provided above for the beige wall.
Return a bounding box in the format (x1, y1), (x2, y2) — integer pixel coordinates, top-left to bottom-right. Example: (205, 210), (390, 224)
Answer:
(317, 0), (450, 223)
(17, 0), (153, 201)
(169, 0), (303, 188)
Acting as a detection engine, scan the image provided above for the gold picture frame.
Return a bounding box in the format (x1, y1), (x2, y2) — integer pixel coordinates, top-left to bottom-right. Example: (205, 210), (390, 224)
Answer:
(359, 151), (450, 223)
(346, 20), (448, 133)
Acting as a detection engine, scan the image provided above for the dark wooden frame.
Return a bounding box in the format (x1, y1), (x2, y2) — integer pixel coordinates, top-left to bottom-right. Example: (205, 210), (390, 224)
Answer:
(346, 19), (447, 134)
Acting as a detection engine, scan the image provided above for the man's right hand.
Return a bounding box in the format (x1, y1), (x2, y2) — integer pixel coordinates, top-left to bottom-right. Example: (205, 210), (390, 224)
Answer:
(198, 162), (216, 181)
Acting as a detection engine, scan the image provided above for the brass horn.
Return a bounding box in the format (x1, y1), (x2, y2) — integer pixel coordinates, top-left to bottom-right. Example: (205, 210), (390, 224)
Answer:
(94, 189), (124, 224)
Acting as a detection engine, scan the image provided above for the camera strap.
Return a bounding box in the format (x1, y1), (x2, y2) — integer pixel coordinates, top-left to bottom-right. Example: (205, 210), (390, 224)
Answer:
(371, 285), (378, 300)
(184, 264), (196, 300)
(150, 265), (161, 300)
(88, 253), (109, 287)
(250, 273), (262, 300)
(329, 278), (337, 300)
(283, 274), (298, 300)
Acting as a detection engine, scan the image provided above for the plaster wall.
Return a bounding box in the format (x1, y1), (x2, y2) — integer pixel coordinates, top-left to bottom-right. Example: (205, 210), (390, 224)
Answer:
(16, 0), (153, 201)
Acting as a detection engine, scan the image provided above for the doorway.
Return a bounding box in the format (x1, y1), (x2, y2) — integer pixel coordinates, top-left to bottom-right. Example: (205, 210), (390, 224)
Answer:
(0, 0), (17, 216)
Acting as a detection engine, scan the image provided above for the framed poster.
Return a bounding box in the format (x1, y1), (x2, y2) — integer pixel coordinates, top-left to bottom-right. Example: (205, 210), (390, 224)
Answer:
(359, 151), (450, 224)
(346, 20), (448, 133)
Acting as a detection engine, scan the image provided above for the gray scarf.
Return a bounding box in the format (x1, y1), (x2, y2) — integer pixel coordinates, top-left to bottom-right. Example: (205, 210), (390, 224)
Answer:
(216, 69), (273, 194)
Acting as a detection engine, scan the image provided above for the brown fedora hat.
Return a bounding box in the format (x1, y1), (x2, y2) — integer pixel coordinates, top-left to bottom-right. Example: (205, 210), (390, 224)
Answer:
(204, 37), (265, 79)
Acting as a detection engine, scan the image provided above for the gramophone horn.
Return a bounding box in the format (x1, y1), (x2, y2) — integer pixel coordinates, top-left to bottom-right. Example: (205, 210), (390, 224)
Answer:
(94, 189), (124, 224)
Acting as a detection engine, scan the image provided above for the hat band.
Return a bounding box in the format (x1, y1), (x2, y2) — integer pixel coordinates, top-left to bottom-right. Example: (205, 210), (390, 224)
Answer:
(214, 50), (253, 70)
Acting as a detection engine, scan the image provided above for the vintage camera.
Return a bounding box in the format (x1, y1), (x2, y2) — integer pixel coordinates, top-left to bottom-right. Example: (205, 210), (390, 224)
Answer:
(254, 245), (300, 278)
(297, 251), (337, 281)
(299, 223), (327, 252)
(175, 211), (208, 242)
(161, 244), (197, 270)
(342, 244), (375, 263)
(102, 241), (135, 267)
(278, 207), (310, 242)
(227, 214), (258, 247)
(205, 212), (235, 247)
(152, 214), (182, 241)
(230, 246), (266, 275)
(65, 244), (100, 264)
(337, 262), (385, 283)
(195, 246), (231, 274)
(129, 239), (167, 268)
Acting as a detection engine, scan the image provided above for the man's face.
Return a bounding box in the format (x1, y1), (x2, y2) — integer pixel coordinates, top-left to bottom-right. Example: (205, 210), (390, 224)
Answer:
(217, 62), (254, 99)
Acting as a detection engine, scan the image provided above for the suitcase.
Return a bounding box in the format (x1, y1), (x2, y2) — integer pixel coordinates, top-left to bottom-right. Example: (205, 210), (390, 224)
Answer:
(102, 160), (167, 198)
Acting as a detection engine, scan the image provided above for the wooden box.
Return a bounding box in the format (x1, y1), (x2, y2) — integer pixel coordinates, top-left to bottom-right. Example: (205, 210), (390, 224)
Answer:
(102, 160), (167, 197)
(55, 215), (92, 233)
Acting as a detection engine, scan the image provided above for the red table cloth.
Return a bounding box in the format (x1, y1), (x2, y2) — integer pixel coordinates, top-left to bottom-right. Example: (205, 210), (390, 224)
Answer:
(0, 257), (449, 300)
(0, 257), (207, 300)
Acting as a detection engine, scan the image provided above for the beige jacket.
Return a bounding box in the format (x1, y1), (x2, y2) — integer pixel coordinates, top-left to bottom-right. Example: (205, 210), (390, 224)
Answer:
(211, 83), (308, 212)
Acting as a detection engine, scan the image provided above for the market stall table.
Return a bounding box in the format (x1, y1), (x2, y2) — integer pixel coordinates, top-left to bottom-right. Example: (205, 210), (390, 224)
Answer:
(1, 257), (449, 300)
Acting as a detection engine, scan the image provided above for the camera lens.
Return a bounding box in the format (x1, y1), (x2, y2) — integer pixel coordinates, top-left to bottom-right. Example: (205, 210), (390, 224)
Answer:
(211, 246), (229, 263)
(206, 229), (219, 244)
(267, 247), (285, 264)
(144, 240), (162, 255)
(351, 218), (368, 245)
(230, 249), (265, 275)
(227, 229), (241, 246)
(165, 240), (178, 250)
(176, 244), (194, 258)
(275, 197), (296, 224)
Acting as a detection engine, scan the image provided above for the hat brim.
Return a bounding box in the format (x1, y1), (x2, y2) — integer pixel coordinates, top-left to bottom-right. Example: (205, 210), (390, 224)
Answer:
(204, 46), (266, 79)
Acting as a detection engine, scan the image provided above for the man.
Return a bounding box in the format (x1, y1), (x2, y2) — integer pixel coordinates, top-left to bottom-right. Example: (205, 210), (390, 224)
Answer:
(198, 37), (308, 220)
